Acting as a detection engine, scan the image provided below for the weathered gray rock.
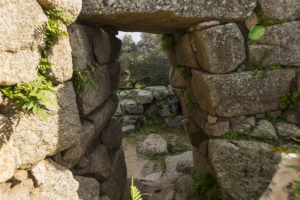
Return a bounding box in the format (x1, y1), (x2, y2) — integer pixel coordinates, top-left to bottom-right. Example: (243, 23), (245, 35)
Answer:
(78, 0), (256, 33)
(209, 139), (281, 200)
(175, 176), (195, 200)
(110, 35), (122, 62)
(193, 23), (246, 74)
(248, 22), (300, 67)
(138, 134), (168, 156)
(74, 176), (100, 200)
(258, 0), (300, 21)
(72, 144), (112, 183)
(114, 103), (122, 117)
(250, 120), (278, 140)
(51, 152), (62, 165)
(207, 114), (218, 125)
(133, 161), (155, 181)
(178, 33), (199, 68)
(193, 146), (213, 174)
(100, 196), (110, 200)
(68, 23), (95, 71)
(205, 120), (230, 137)
(245, 12), (258, 31)
(121, 115), (145, 126)
(0, 179), (34, 200)
(158, 103), (178, 118)
(44, 23), (73, 84)
(124, 100), (144, 114)
(78, 156), (90, 168)
(100, 147), (127, 200)
(0, 114), (14, 183)
(191, 69), (295, 117)
(0, 0), (47, 86)
(137, 90), (153, 104)
(13, 170), (28, 183)
(169, 66), (186, 89)
(122, 125), (135, 135)
(130, 89), (142, 95)
(108, 61), (121, 91)
(76, 65), (111, 117)
(196, 21), (221, 31)
(230, 116), (255, 133)
(166, 95), (177, 104)
(31, 158), (79, 200)
(153, 87), (170, 100)
(101, 118), (122, 151)
(165, 151), (193, 174)
(164, 116), (185, 128)
(85, 99), (119, 134)
(144, 86), (166, 92)
(182, 119), (208, 148)
(260, 153), (300, 200)
(36, 0), (82, 26)
(89, 28), (111, 65)
(275, 122), (300, 140)
(145, 103), (159, 117)
(0, 82), (81, 169)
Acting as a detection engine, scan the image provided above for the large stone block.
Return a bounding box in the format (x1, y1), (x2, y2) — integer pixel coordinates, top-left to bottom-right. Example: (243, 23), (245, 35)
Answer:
(110, 35), (122, 62)
(177, 33), (199, 69)
(108, 61), (121, 91)
(45, 23), (73, 84)
(137, 134), (168, 157)
(36, 0), (82, 26)
(101, 117), (122, 151)
(124, 100), (144, 114)
(191, 69), (295, 117)
(248, 21), (300, 67)
(74, 176), (100, 200)
(0, 0), (47, 86)
(258, 0), (300, 21)
(182, 119), (208, 148)
(193, 146), (213, 174)
(68, 23), (96, 71)
(169, 66), (186, 89)
(209, 139), (281, 200)
(78, 0), (256, 33)
(137, 90), (153, 104)
(31, 158), (79, 200)
(89, 28), (111, 65)
(0, 179), (34, 200)
(0, 82), (82, 169)
(193, 23), (246, 74)
(76, 65), (111, 117)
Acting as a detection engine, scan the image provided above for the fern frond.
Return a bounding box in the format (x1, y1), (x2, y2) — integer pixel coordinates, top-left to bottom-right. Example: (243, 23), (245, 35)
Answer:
(130, 179), (151, 200)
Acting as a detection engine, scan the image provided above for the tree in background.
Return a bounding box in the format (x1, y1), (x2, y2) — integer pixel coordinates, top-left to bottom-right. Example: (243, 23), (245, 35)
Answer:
(118, 33), (171, 88)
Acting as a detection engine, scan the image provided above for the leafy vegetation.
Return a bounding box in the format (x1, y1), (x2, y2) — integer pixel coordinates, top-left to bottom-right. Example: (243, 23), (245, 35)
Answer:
(161, 34), (177, 52)
(185, 94), (198, 109)
(130, 178), (151, 200)
(188, 172), (222, 200)
(0, 75), (59, 119)
(249, 26), (265, 40)
(263, 112), (287, 125)
(71, 62), (103, 97)
(37, 58), (54, 74)
(178, 67), (192, 80)
(110, 90), (118, 101)
(280, 91), (300, 115)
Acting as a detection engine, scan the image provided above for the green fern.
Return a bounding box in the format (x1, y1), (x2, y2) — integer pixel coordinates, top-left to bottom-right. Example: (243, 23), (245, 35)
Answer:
(0, 75), (60, 119)
(37, 58), (54, 74)
(130, 178), (151, 200)
(44, 9), (74, 22)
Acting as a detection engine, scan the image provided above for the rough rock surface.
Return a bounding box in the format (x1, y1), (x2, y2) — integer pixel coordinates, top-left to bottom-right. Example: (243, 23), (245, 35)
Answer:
(76, 65), (111, 117)
(31, 158), (79, 200)
(100, 147), (127, 200)
(101, 118), (122, 151)
(122, 125), (135, 136)
(193, 23), (245, 74)
(36, 0), (82, 26)
(175, 176), (195, 199)
(205, 120), (230, 137)
(169, 66), (186, 89)
(0, 0), (47, 86)
(74, 176), (100, 200)
(250, 120), (278, 140)
(78, 0), (257, 33)
(182, 119), (208, 148)
(209, 139), (281, 200)
(196, 21), (220, 31)
(122, 115), (145, 126)
(248, 22), (300, 67)
(178, 33), (199, 68)
(133, 161), (155, 181)
(275, 122), (300, 140)
(192, 69), (295, 117)
(137, 90), (153, 104)
(122, 179), (149, 200)
(108, 61), (121, 91)
(193, 146), (213, 174)
(164, 116), (185, 128)
(260, 153), (300, 200)
(89, 28), (111, 65)
(110, 35), (122, 62)
(0, 179), (34, 200)
(230, 116), (255, 133)
(0, 82), (81, 169)
(68, 23), (95, 71)
(124, 100), (144, 114)
(153, 88), (170, 100)
(165, 151), (193, 174)
(158, 103), (178, 118)
(138, 134), (168, 156)
(245, 12), (258, 31)
(258, 0), (300, 21)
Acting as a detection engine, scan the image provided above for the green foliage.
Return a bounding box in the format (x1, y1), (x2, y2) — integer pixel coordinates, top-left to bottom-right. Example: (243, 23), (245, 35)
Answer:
(110, 90), (118, 101)
(263, 112), (287, 125)
(173, 64), (180, 70)
(72, 63), (103, 97)
(249, 26), (265, 40)
(37, 58), (54, 74)
(254, 7), (291, 27)
(178, 67), (192, 80)
(0, 75), (59, 119)
(247, 40), (257, 45)
(189, 172), (222, 200)
(43, 9), (73, 54)
(280, 91), (300, 115)
(130, 178), (151, 200)
(161, 34), (176, 51)
(185, 94), (198, 109)
(222, 129), (239, 140)
(260, 133), (282, 147)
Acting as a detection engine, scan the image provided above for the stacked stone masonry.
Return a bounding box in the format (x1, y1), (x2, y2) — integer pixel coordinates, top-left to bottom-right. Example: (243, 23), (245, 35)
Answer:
(1, 0), (300, 200)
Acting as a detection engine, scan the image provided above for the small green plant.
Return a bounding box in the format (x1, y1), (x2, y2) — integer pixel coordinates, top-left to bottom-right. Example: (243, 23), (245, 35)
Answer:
(178, 67), (192, 80)
(173, 64), (180, 70)
(37, 58), (54, 74)
(0, 75), (60, 119)
(263, 112), (287, 125)
(222, 129), (238, 140)
(280, 91), (300, 115)
(130, 178), (151, 200)
(185, 94), (198, 109)
(249, 26), (265, 40)
(189, 172), (222, 200)
(110, 90), (118, 101)
(260, 133), (282, 147)
(72, 63), (103, 97)
(161, 34), (176, 51)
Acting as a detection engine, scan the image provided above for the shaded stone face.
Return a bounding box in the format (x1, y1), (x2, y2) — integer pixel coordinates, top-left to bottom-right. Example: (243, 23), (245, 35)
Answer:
(191, 69), (295, 117)
(78, 0), (257, 33)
